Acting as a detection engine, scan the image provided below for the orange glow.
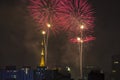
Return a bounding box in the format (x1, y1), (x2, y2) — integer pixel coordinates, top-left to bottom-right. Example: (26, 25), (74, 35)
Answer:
(40, 48), (45, 67)
(77, 37), (81, 41)
(40, 41), (45, 67)
(80, 40), (83, 43)
(80, 25), (84, 29)
(47, 23), (51, 28)
(42, 31), (46, 35)
(77, 37), (83, 43)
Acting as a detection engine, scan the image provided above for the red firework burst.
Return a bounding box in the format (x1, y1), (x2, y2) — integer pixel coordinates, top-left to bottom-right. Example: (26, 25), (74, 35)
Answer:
(70, 36), (96, 43)
(28, 0), (61, 33)
(58, 0), (95, 34)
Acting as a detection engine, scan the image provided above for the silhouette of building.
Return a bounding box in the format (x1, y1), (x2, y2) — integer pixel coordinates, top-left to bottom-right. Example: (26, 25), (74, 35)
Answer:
(88, 70), (104, 80)
(0, 66), (72, 80)
(0, 69), (4, 80)
(111, 55), (120, 80)
(0, 66), (17, 80)
(0, 40), (72, 80)
(34, 66), (47, 80)
(17, 66), (34, 80)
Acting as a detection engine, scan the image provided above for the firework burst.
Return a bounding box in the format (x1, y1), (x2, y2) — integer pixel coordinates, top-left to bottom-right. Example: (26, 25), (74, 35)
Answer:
(28, 0), (61, 33)
(58, 0), (95, 36)
(70, 36), (96, 43)
(58, 0), (95, 79)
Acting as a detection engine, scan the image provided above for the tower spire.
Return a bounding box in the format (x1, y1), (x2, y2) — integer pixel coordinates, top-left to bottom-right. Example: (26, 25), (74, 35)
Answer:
(40, 41), (45, 67)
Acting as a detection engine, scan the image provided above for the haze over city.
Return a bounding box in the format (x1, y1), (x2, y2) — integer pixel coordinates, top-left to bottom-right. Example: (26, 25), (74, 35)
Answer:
(0, 0), (120, 80)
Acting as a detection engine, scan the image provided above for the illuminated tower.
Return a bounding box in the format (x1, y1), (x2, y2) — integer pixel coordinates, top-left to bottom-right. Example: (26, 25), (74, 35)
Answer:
(40, 41), (45, 67)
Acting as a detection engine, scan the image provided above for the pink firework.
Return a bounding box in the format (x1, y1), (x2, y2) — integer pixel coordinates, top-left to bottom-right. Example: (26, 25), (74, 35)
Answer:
(70, 36), (96, 43)
(58, 0), (95, 34)
(28, 0), (61, 33)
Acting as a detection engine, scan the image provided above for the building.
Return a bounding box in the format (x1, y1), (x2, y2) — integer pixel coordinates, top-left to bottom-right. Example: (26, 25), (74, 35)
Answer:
(83, 66), (103, 80)
(111, 55), (120, 80)
(0, 66), (72, 80)
(34, 66), (47, 80)
(0, 68), (4, 80)
(17, 66), (34, 80)
(88, 70), (104, 80)
(0, 66), (17, 80)
(0, 41), (72, 80)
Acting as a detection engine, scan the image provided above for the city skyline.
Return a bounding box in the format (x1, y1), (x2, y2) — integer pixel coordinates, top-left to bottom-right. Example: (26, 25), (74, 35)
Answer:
(0, 0), (120, 80)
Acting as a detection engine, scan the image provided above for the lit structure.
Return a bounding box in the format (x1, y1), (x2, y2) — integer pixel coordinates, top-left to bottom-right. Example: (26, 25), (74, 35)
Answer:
(40, 41), (45, 67)
(40, 23), (51, 67)
(41, 26), (51, 66)
(28, 0), (95, 79)
(17, 66), (34, 80)
(2, 66), (17, 80)
(88, 70), (104, 80)
(0, 66), (72, 80)
(111, 55), (120, 80)
(34, 66), (46, 80)
(40, 47), (45, 67)
(41, 23), (51, 67)
(42, 30), (47, 65)
(28, 0), (62, 67)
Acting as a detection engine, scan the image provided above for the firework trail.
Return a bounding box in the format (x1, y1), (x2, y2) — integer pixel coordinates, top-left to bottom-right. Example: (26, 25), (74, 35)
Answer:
(58, 0), (95, 79)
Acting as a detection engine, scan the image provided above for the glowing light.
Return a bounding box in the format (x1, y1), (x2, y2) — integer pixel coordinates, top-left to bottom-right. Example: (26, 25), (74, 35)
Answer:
(80, 40), (83, 43)
(114, 61), (119, 64)
(80, 25), (84, 29)
(40, 42), (45, 67)
(47, 23), (51, 28)
(77, 37), (81, 41)
(25, 68), (29, 74)
(66, 66), (71, 72)
(13, 75), (16, 78)
(77, 37), (83, 43)
(70, 36), (95, 43)
(42, 31), (46, 35)
(112, 70), (116, 73)
(41, 49), (44, 55)
(28, 0), (61, 33)
(28, 0), (62, 67)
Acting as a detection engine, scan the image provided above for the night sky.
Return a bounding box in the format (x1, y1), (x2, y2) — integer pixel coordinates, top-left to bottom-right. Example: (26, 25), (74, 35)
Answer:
(0, 0), (120, 79)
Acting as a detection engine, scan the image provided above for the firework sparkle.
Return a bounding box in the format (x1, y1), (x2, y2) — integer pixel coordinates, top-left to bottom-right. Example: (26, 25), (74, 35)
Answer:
(70, 36), (96, 43)
(28, 0), (61, 33)
(58, 0), (95, 36)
